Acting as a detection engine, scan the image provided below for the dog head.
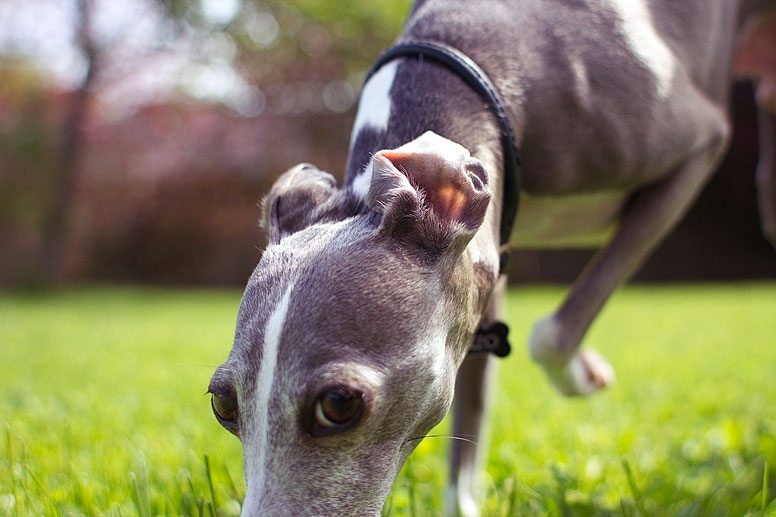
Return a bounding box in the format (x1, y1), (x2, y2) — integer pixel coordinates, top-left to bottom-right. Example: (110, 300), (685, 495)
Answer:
(209, 132), (494, 515)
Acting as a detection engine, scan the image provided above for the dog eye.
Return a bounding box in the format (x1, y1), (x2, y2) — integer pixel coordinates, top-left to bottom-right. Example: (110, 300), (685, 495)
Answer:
(314, 387), (364, 428)
(211, 391), (238, 428)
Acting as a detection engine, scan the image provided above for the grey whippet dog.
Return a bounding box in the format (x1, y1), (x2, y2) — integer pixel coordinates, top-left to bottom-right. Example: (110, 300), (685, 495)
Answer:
(208, 0), (776, 515)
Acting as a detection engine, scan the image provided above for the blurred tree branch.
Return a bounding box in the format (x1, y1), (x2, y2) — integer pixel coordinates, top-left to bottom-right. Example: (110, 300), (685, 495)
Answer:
(40, 0), (100, 283)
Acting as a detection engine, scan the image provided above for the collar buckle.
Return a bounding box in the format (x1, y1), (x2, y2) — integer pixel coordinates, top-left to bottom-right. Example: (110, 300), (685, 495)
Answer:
(469, 321), (511, 358)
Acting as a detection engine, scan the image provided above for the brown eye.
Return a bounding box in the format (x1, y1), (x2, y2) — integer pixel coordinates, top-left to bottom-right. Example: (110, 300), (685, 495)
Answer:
(315, 387), (364, 428)
(211, 391), (238, 423)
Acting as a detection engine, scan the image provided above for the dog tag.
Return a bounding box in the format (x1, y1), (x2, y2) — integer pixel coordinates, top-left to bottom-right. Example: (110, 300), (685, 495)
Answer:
(469, 321), (511, 357)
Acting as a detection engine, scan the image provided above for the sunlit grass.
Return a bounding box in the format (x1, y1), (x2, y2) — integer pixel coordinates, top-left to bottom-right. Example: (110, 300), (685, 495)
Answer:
(392, 285), (776, 516)
(0, 287), (244, 516)
(1, 284), (775, 515)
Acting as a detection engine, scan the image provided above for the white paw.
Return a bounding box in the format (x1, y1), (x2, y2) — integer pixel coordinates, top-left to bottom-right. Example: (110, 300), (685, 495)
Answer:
(545, 349), (615, 397)
(457, 493), (480, 517)
(528, 315), (563, 363)
(529, 316), (615, 396)
(444, 483), (480, 517)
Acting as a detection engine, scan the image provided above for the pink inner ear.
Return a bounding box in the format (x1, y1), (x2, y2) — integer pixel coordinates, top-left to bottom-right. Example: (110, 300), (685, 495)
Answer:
(378, 148), (474, 224)
(433, 184), (467, 222)
(379, 150), (412, 163)
(372, 131), (490, 231)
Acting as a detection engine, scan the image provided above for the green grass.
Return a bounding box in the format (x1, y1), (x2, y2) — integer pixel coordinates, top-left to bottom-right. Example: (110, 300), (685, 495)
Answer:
(1, 284), (775, 515)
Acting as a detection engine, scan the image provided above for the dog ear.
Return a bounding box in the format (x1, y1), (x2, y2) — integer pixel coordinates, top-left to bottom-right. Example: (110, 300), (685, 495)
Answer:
(366, 131), (491, 255)
(263, 163), (338, 243)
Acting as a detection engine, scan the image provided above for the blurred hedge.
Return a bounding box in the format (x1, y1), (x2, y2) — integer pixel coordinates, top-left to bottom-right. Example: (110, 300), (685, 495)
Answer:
(0, 1), (774, 286)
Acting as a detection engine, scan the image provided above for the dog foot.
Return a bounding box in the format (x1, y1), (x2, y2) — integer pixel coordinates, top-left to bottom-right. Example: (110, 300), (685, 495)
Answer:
(545, 349), (615, 396)
(529, 316), (615, 396)
(445, 483), (480, 517)
(457, 493), (480, 517)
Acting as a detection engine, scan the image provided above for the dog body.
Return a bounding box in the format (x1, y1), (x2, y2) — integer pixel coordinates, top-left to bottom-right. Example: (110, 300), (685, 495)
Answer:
(210, 1), (776, 515)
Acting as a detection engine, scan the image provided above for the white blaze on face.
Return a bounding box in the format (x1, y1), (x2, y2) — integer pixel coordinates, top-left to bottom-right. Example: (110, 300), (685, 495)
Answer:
(242, 283), (294, 514)
(609, 0), (676, 98)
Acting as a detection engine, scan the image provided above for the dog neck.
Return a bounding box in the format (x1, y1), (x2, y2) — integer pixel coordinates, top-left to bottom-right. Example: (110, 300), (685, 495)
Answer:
(346, 55), (509, 314)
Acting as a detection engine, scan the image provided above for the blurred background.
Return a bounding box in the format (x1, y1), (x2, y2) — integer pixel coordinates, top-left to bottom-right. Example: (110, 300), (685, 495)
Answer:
(0, 0), (774, 288)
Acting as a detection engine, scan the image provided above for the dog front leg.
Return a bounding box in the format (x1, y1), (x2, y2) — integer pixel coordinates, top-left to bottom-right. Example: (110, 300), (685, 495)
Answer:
(530, 106), (731, 396)
(447, 354), (496, 517)
(447, 277), (504, 517)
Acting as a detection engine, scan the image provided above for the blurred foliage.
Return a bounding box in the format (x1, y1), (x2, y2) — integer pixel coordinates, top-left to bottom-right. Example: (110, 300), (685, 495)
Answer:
(0, 64), (56, 225)
(0, 0), (413, 286)
(161, 0), (411, 72)
(158, 0), (412, 113)
(0, 63), (61, 286)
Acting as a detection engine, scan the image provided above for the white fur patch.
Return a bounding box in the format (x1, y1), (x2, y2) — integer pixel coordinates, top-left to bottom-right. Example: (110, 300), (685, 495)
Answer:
(569, 54), (592, 109)
(530, 315), (615, 396)
(349, 60), (399, 149)
(609, 0), (676, 98)
(528, 315), (562, 363)
(350, 161), (373, 200)
(426, 323), (450, 380)
(348, 61), (399, 200)
(568, 349), (616, 395)
(243, 283), (294, 511)
(448, 479), (480, 517)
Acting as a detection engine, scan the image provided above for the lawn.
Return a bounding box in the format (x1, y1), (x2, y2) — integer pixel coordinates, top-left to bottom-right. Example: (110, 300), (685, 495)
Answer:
(1, 284), (775, 516)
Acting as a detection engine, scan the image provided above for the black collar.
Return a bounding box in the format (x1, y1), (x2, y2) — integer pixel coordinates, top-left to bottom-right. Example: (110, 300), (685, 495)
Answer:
(366, 40), (519, 358)
(366, 40), (522, 276)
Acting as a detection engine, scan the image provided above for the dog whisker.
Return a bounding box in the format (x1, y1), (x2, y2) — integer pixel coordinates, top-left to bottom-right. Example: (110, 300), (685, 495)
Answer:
(405, 434), (479, 446)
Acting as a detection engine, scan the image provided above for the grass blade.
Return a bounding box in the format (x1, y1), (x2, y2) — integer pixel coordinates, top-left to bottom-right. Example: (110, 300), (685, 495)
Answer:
(204, 453), (218, 512)
(405, 456), (418, 516)
(24, 464), (60, 517)
(223, 463), (240, 500)
(763, 461), (769, 517)
(622, 459), (648, 516)
(5, 423), (18, 517)
(129, 471), (151, 517)
(186, 472), (196, 500)
(16, 441), (33, 516)
(505, 475), (520, 517)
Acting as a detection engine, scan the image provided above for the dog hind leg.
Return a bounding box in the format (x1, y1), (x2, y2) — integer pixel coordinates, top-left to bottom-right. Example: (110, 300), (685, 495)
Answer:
(529, 97), (731, 396)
